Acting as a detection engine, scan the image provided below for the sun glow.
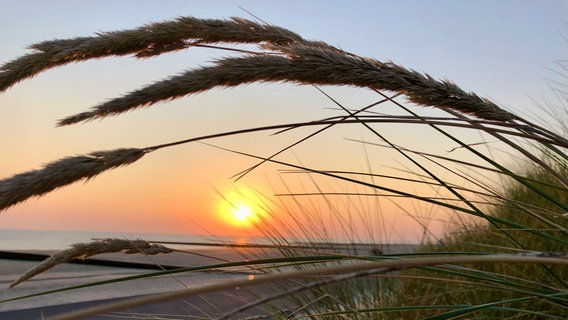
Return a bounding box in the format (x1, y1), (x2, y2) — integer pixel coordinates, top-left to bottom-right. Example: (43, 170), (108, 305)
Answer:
(218, 197), (259, 228)
(233, 204), (254, 222)
(225, 202), (259, 228)
(216, 188), (267, 232)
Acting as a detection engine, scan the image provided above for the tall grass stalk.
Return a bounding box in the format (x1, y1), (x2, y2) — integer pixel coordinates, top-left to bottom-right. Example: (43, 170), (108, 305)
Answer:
(44, 255), (568, 320)
(1, 15), (567, 319)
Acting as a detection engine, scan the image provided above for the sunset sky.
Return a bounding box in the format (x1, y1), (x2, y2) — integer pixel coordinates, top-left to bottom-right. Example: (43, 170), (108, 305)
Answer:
(1, 1), (567, 243)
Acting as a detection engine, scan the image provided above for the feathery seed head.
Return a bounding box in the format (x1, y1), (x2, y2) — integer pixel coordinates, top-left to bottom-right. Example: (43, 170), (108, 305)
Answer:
(0, 16), (306, 92)
(9, 238), (173, 288)
(0, 148), (146, 212)
(58, 46), (515, 125)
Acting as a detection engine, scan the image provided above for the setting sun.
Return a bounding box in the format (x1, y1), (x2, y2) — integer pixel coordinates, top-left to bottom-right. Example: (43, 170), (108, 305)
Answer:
(233, 204), (254, 221)
(225, 202), (259, 228)
(214, 187), (268, 232)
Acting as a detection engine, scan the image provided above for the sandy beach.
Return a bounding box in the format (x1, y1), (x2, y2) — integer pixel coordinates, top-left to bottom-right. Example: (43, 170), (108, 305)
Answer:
(0, 248), (292, 319)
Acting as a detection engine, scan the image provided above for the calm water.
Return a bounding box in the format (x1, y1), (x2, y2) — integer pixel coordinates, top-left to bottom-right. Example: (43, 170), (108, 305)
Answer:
(0, 228), (417, 253)
(0, 228), (250, 251)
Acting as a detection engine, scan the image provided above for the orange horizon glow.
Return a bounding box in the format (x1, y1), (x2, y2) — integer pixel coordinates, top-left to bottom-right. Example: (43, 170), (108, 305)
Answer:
(0, 152), (455, 243)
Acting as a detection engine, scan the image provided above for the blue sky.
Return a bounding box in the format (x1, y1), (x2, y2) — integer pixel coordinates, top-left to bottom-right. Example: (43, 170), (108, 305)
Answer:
(0, 1), (567, 240)
(2, 1), (566, 112)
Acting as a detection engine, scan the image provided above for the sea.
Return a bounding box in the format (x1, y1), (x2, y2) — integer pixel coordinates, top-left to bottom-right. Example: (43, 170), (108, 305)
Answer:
(0, 228), (419, 254)
(0, 228), (249, 251)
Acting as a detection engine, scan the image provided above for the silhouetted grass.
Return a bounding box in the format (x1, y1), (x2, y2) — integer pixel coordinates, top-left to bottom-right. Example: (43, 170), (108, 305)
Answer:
(1, 15), (567, 320)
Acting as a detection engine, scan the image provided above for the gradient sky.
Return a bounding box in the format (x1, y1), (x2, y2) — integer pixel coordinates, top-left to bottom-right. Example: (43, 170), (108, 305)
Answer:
(0, 1), (567, 242)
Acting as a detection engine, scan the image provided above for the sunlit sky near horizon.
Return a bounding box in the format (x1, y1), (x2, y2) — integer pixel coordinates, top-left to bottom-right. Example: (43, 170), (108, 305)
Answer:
(1, 1), (567, 243)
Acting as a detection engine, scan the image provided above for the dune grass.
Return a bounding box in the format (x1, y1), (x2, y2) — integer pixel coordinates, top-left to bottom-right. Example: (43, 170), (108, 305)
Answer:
(393, 159), (568, 319)
(0, 15), (567, 319)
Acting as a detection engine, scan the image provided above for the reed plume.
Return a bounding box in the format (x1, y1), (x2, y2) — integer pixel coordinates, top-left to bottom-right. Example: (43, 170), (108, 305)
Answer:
(58, 45), (515, 126)
(0, 17), (310, 92)
(0, 16), (514, 126)
(9, 238), (173, 288)
(0, 148), (146, 212)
